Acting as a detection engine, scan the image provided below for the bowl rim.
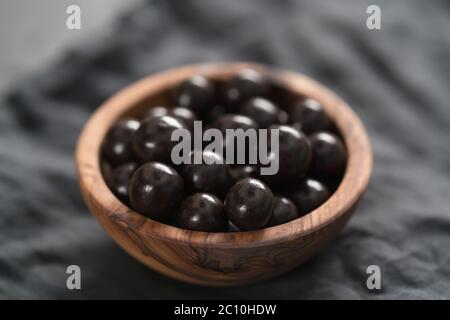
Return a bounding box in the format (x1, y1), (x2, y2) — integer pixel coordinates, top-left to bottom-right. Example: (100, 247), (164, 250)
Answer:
(76, 62), (372, 248)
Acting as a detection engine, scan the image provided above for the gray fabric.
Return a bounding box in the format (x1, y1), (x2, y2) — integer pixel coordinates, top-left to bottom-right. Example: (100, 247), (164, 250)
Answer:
(0, 0), (449, 299)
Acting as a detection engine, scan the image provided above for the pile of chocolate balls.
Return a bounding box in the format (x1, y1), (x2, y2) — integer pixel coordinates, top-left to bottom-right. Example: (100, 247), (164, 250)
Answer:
(101, 69), (347, 232)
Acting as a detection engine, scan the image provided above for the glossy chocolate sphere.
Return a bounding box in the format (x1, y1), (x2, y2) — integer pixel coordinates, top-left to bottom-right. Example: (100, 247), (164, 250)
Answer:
(133, 115), (188, 164)
(210, 114), (259, 164)
(227, 220), (241, 232)
(240, 97), (283, 128)
(144, 106), (169, 119)
(203, 104), (226, 123)
(268, 77), (298, 108)
(173, 75), (214, 113)
(264, 125), (312, 182)
(182, 150), (232, 198)
(225, 178), (274, 231)
(266, 196), (299, 227)
(102, 118), (140, 166)
(278, 109), (289, 125)
(289, 178), (330, 216)
(129, 162), (184, 221)
(169, 107), (198, 130)
(175, 193), (227, 232)
(230, 165), (259, 183)
(310, 132), (347, 176)
(289, 98), (331, 134)
(144, 106), (197, 130)
(106, 162), (137, 204)
(224, 69), (268, 106)
(211, 114), (259, 132)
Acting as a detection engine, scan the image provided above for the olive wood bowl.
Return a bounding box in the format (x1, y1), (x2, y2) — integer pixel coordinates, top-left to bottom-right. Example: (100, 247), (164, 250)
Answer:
(76, 62), (372, 286)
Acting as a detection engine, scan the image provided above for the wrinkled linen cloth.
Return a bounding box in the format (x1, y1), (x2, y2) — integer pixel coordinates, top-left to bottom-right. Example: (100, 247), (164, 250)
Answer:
(0, 0), (449, 299)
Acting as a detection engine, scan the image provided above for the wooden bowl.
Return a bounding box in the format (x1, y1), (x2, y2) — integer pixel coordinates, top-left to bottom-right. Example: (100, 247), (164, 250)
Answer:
(76, 62), (372, 286)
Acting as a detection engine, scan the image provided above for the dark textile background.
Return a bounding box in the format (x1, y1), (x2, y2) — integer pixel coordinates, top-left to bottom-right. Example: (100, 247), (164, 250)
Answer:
(0, 0), (449, 299)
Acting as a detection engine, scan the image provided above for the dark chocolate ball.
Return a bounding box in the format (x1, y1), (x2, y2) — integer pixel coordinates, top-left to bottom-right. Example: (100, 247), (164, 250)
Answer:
(230, 165), (259, 183)
(143, 106), (197, 130)
(210, 114), (259, 132)
(203, 104), (226, 123)
(106, 162), (137, 204)
(240, 97), (283, 128)
(225, 178), (274, 230)
(133, 115), (188, 164)
(267, 77), (298, 108)
(182, 150), (232, 198)
(278, 110), (289, 125)
(210, 114), (259, 164)
(224, 69), (268, 106)
(227, 220), (241, 232)
(168, 107), (198, 130)
(175, 193), (227, 232)
(289, 179), (330, 216)
(289, 98), (331, 134)
(173, 75), (214, 113)
(102, 118), (140, 166)
(144, 106), (169, 119)
(266, 196), (299, 227)
(310, 132), (347, 176)
(129, 162), (184, 221)
(263, 125), (312, 183)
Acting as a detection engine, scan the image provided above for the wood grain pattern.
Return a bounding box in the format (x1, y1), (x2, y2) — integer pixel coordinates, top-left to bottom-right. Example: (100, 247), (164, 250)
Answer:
(75, 62), (372, 286)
